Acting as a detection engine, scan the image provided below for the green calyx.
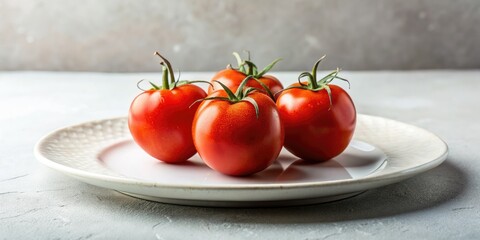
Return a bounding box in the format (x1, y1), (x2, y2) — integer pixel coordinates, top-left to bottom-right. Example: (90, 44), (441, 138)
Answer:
(231, 51), (282, 79)
(140, 52), (211, 91)
(283, 55), (350, 108)
(198, 76), (273, 119)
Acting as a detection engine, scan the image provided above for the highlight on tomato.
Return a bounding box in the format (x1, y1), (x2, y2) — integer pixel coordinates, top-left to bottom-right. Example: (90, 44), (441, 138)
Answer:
(193, 76), (284, 176)
(275, 55), (356, 161)
(128, 52), (207, 163)
(207, 51), (284, 100)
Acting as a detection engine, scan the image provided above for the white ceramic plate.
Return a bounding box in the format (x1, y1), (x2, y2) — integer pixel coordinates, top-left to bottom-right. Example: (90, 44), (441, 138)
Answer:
(35, 114), (448, 207)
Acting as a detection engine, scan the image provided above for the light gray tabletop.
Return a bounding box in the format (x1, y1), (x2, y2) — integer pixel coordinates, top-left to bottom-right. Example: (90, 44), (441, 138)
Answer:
(1, 71), (479, 239)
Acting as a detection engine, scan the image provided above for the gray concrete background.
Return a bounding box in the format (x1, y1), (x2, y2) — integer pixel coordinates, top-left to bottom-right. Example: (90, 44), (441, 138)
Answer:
(1, 0), (479, 72)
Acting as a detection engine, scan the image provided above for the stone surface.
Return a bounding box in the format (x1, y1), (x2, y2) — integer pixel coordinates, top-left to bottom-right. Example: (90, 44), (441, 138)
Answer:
(0, 71), (479, 239)
(1, 0), (480, 71)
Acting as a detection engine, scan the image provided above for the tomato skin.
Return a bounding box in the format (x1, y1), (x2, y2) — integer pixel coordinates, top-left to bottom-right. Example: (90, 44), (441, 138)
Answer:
(128, 84), (207, 163)
(276, 84), (356, 161)
(207, 69), (283, 97)
(193, 92), (284, 176)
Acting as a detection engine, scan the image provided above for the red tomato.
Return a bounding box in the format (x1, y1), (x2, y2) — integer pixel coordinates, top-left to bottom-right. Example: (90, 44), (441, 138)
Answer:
(276, 58), (356, 161)
(207, 53), (283, 98)
(129, 85), (206, 163)
(128, 52), (207, 163)
(193, 89), (284, 176)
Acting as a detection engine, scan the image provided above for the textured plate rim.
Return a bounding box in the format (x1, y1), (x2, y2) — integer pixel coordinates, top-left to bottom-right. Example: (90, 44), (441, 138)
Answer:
(34, 114), (449, 191)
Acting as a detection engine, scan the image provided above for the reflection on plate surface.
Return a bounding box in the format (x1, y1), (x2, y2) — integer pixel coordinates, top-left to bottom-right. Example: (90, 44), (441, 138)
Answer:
(98, 140), (387, 185)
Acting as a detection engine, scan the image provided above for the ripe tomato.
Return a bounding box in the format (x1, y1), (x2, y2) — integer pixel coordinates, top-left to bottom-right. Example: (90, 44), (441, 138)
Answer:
(276, 57), (356, 161)
(193, 79), (284, 176)
(207, 52), (283, 98)
(128, 52), (207, 163)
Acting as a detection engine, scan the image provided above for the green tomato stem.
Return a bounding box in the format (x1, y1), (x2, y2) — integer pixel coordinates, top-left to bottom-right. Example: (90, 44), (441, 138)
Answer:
(232, 52), (246, 73)
(154, 52), (176, 84)
(289, 55), (349, 110)
(310, 56), (326, 89)
(244, 61), (256, 76)
(161, 64), (169, 90)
